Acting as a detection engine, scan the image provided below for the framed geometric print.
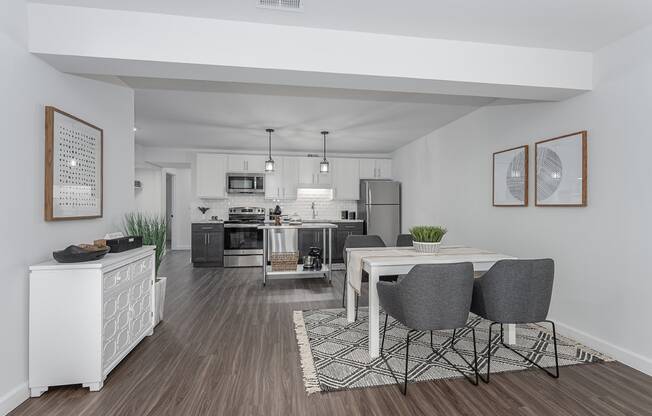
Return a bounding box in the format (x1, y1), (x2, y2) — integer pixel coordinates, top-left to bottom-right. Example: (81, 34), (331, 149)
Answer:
(45, 106), (103, 221)
(493, 145), (528, 207)
(535, 131), (587, 207)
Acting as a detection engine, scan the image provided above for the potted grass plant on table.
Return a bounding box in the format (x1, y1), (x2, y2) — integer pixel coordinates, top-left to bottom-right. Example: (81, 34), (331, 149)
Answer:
(124, 213), (167, 326)
(410, 225), (447, 253)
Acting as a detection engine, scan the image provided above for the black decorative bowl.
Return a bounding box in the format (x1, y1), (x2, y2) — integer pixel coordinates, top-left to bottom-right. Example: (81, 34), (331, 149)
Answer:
(53, 245), (111, 263)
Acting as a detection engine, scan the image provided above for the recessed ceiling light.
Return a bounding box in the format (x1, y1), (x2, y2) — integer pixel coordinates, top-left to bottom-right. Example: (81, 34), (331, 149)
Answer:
(257, 0), (303, 12)
(133, 127), (138, 132)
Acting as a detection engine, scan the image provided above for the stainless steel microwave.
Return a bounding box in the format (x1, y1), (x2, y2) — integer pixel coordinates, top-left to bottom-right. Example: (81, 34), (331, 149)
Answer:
(226, 173), (265, 194)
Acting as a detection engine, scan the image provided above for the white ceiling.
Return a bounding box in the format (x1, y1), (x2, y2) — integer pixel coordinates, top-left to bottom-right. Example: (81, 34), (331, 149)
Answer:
(124, 78), (495, 154)
(31, 0), (652, 51)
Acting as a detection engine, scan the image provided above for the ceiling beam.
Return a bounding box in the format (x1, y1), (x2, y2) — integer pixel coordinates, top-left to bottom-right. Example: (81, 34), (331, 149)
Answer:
(27, 4), (593, 101)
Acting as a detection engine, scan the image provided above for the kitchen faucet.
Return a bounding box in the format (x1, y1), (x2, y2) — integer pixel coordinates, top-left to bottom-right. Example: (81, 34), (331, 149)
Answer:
(311, 201), (317, 219)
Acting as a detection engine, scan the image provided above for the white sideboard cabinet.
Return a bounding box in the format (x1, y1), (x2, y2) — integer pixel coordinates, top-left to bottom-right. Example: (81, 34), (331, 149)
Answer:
(28, 246), (156, 397)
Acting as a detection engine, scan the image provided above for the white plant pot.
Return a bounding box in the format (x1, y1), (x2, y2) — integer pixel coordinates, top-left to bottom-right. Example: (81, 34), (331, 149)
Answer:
(413, 241), (441, 254)
(154, 277), (167, 326)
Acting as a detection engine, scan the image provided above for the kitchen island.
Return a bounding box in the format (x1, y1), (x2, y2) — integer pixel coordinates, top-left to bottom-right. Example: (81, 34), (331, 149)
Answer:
(258, 223), (337, 286)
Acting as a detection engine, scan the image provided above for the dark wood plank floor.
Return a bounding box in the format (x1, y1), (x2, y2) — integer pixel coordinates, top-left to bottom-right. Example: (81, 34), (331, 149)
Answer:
(11, 251), (652, 416)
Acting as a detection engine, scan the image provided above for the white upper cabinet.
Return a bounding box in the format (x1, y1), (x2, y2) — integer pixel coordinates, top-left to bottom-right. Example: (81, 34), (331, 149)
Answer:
(375, 159), (392, 179)
(281, 157), (300, 199)
(332, 158), (360, 200)
(359, 159), (392, 179)
(227, 155), (267, 172)
(264, 157), (300, 200)
(264, 165), (283, 200)
(196, 153), (227, 199)
(359, 159), (376, 179)
(298, 157), (331, 185)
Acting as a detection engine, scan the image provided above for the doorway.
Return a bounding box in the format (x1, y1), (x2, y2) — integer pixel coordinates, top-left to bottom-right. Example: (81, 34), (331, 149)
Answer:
(165, 173), (174, 249)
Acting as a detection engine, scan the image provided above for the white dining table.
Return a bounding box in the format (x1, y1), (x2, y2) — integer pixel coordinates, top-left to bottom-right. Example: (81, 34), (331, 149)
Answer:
(345, 246), (518, 358)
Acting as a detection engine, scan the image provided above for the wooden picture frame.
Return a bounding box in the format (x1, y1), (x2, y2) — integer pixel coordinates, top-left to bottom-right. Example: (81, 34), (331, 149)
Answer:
(535, 131), (587, 207)
(45, 106), (103, 221)
(493, 145), (529, 207)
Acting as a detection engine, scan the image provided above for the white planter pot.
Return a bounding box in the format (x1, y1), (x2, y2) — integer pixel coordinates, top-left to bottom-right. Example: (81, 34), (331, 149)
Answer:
(413, 241), (441, 254)
(154, 277), (167, 326)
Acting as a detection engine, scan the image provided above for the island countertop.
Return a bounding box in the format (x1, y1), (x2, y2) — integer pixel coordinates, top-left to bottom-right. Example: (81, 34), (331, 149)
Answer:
(257, 223), (337, 229)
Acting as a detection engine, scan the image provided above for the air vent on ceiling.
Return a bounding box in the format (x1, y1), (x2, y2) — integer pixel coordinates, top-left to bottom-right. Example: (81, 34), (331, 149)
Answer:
(257, 0), (303, 12)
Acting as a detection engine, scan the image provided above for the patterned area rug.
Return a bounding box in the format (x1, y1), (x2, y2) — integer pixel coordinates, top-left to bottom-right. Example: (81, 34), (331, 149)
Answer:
(294, 308), (613, 393)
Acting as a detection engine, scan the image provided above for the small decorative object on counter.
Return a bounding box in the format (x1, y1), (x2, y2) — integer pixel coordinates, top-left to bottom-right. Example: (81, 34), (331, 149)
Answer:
(271, 205), (283, 225)
(52, 244), (110, 263)
(341, 210), (348, 219)
(289, 212), (302, 225)
(198, 206), (210, 220)
(410, 225), (447, 253)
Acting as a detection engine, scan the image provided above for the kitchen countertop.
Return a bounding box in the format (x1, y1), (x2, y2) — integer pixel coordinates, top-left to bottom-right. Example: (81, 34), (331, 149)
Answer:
(258, 223), (337, 229)
(264, 219), (363, 224)
(192, 220), (224, 224)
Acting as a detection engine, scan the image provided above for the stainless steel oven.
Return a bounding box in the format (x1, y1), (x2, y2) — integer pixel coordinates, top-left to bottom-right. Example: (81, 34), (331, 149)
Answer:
(226, 173), (265, 194)
(223, 207), (265, 267)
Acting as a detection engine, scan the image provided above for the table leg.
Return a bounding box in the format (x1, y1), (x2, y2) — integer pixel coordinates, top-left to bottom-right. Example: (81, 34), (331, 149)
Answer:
(262, 229), (267, 286)
(346, 271), (356, 323)
(368, 268), (380, 358)
(328, 228), (332, 283)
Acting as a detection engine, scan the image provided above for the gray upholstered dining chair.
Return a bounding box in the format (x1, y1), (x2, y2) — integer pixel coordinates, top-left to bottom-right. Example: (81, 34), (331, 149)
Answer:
(378, 263), (478, 394)
(342, 235), (398, 315)
(470, 259), (558, 383)
(396, 234), (413, 247)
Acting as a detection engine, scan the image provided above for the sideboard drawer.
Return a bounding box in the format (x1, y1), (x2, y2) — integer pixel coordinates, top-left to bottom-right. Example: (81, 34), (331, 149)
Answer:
(130, 256), (153, 280)
(103, 264), (130, 291)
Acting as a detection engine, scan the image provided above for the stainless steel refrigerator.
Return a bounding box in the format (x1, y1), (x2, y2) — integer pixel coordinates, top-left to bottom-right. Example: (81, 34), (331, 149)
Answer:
(358, 180), (401, 246)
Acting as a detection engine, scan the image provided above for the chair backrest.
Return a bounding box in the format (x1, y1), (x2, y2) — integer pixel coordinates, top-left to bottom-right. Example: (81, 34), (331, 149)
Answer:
(343, 235), (386, 266)
(476, 259), (554, 323)
(397, 263), (474, 331)
(396, 234), (413, 247)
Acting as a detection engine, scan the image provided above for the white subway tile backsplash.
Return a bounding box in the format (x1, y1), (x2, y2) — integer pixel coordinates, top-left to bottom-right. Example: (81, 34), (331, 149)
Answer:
(191, 196), (357, 221)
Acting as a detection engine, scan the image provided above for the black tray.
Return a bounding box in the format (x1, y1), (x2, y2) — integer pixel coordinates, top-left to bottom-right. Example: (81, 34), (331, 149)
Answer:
(53, 245), (111, 263)
(106, 236), (143, 253)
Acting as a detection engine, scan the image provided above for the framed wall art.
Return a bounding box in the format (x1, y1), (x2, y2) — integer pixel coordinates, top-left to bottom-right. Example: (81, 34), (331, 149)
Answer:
(535, 131), (587, 207)
(45, 106), (103, 221)
(493, 145), (528, 207)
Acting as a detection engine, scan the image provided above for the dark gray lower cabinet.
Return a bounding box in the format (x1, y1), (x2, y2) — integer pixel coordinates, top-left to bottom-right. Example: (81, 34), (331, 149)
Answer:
(332, 222), (364, 263)
(192, 223), (224, 267)
(298, 229), (327, 260)
(295, 222), (364, 264)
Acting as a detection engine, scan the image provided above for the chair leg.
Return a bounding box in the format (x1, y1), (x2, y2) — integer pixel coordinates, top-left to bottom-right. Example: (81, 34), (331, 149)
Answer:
(499, 322), (560, 379)
(341, 275), (346, 307)
(402, 330), (411, 395)
(354, 294), (359, 321)
(478, 322), (500, 383)
(446, 327), (479, 386)
(381, 313), (389, 353)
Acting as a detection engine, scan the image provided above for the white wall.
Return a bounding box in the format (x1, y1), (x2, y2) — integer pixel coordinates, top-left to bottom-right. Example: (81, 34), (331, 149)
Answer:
(171, 169), (192, 250)
(393, 25), (652, 375)
(0, 1), (135, 413)
(134, 168), (163, 216)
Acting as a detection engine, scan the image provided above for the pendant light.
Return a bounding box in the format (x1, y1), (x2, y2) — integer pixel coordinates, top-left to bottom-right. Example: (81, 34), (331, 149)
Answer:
(320, 130), (329, 173)
(265, 128), (275, 172)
